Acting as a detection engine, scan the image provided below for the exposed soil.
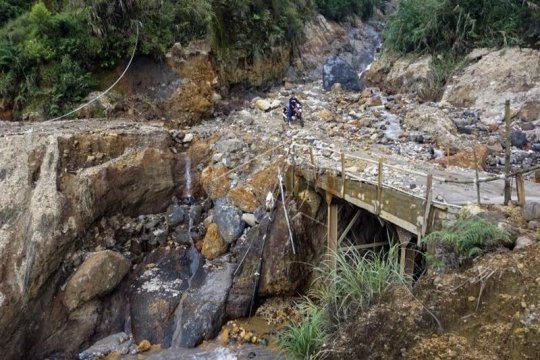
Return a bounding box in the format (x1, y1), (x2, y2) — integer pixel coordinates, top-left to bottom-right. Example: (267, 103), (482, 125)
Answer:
(326, 244), (540, 360)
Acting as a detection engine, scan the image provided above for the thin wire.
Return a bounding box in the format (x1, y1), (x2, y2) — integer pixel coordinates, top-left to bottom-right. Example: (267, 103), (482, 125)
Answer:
(47, 21), (140, 122)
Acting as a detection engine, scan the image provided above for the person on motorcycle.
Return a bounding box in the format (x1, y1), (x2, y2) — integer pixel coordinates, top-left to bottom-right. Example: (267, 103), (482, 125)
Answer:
(287, 94), (302, 122)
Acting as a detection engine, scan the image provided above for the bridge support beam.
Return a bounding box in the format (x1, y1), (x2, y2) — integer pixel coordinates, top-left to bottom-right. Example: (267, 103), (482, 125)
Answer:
(396, 229), (413, 276)
(326, 192), (338, 267)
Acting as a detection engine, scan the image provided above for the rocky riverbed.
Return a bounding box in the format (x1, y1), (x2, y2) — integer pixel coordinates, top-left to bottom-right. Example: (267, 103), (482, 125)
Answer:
(1, 8), (539, 360)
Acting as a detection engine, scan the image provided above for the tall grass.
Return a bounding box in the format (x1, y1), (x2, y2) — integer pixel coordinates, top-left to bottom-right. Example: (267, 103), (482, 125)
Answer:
(279, 245), (408, 359)
(279, 300), (329, 359)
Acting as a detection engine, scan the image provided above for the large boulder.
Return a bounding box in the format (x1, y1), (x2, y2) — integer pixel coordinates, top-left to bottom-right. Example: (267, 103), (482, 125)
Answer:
(323, 56), (363, 91)
(168, 263), (234, 348)
(442, 48), (540, 126)
(0, 120), (181, 360)
(403, 104), (460, 149)
(523, 201), (540, 222)
(213, 199), (246, 243)
(63, 250), (130, 311)
(364, 54), (435, 99)
(129, 247), (200, 345)
(228, 186), (259, 213)
(200, 165), (231, 199)
(226, 203), (310, 318)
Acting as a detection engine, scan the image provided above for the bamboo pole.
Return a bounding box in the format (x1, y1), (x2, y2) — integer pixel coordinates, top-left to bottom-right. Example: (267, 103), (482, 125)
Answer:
(341, 151), (346, 197)
(516, 174), (526, 206)
(278, 168), (296, 255)
(473, 150), (481, 205)
(504, 100), (512, 205)
(377, 158), (384, 215)
(422, 174), (433, 236)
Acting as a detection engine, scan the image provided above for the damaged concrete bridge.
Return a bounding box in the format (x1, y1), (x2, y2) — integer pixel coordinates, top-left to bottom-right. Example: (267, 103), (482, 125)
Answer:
(286, 143), (540, 273)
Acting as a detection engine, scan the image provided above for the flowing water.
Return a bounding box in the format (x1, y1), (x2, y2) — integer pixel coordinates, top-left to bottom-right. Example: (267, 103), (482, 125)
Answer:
(183, 153), (193, 200)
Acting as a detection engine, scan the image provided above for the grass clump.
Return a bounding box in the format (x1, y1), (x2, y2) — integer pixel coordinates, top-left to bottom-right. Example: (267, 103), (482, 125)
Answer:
(279, 300), (329, 359)
(279, 245), (408, 359)
(425, 215), (512, 262)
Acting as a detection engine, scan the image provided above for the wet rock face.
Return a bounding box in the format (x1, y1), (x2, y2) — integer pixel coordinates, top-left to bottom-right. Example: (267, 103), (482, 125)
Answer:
(169, 263), (234, 348)
(295, 15), (381, 81)
(129, 247), (198, 345)
(226, 203), (311, 318)
(63, 250), (130, 311)
(323, 56), (363, 92)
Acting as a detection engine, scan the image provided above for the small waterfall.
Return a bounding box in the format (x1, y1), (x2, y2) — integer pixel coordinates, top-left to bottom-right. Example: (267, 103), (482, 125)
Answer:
(183, 154), (193, 201)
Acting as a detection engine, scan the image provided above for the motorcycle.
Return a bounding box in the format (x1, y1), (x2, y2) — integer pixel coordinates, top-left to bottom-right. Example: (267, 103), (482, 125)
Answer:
(282, 102), (304, 128)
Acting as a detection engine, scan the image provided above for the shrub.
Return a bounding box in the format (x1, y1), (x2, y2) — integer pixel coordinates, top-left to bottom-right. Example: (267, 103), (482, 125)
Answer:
(280, 245), (408, 358)
(384, 0), (537, 54)
(0, 0), (33, 27)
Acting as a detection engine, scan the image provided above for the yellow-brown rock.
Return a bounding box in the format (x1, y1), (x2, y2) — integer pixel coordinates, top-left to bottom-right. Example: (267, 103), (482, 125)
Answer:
(202, 223), (228, 260)
(437, 145), (488, 170)
(137, 340), (151, 352)
(248, 161), (283, 203)
(200, 165), (231, 199)
(228, 187), (259, 213)
(317, 109), (335, 122)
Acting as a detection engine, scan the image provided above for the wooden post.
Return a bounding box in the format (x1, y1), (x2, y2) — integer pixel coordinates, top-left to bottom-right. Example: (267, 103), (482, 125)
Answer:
(504, 100), (512, 205)
(326, 192), (338, 267)
(516, 174), (526, 206)
(377, 158), (384, 214)
(338, 209), (361, 245)
(278, 168), (296, 255)
(473, 149), (481, 205)
(535, 170), (540, 184)
(421, 174), (433, 237)
(291, 145), (297, 194)
(309, 146), (317, 181)
(341, 151), (346, 197)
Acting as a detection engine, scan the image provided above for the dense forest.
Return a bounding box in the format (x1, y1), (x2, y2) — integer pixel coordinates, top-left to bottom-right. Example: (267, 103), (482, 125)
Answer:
(0, 0), (538, 119)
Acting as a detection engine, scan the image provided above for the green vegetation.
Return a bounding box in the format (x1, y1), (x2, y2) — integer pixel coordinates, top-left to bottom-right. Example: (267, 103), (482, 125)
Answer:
(279, 301), (329, 359)
(279, 245), (408, 359)
(1, 0), (386, 119)
(383, 0), (540, 94)
(315, 0), (379, 21)
(0, 0), (332, 119)
(424, 215), (512, 260)
(384, 0), (538, 54)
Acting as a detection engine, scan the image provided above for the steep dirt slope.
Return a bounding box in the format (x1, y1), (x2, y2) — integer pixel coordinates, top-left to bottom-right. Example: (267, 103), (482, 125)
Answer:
(326, 244), (540, 360)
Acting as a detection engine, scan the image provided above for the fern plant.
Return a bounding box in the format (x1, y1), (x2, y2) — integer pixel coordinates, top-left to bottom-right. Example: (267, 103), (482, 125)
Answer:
(424, 215), (512, 260)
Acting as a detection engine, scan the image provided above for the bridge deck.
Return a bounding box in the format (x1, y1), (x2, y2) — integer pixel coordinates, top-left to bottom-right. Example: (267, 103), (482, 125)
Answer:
(287, 144), (540, 237)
